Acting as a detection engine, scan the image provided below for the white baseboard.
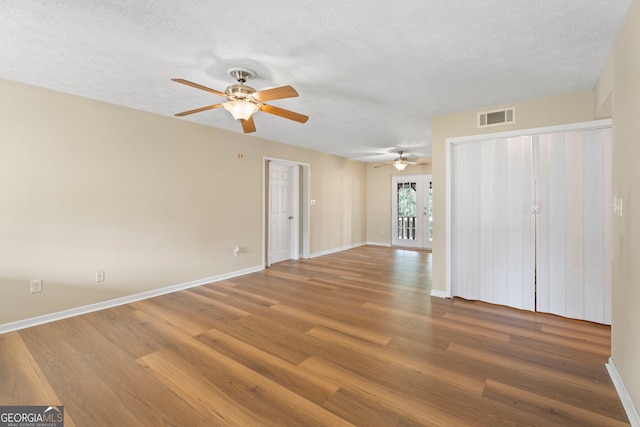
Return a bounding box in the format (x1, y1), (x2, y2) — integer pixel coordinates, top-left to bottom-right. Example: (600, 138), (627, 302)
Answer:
(607, 357), (640, 426)
(430, 289), (449, 299)
(310, 242), (366, 258)
(0, 265), (264, 335)
(366, 241), (392, 247)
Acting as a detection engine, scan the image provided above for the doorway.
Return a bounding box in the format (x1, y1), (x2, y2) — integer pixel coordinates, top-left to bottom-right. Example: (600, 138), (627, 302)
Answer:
(264, 158), (310, 266)
(391, 174), (433, 249)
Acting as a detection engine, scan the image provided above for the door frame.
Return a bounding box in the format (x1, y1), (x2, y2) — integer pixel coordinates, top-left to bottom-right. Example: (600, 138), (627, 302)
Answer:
(423, 174), (433, 250)
(263, 157), (310, 267)
(444, 119), (612, 298)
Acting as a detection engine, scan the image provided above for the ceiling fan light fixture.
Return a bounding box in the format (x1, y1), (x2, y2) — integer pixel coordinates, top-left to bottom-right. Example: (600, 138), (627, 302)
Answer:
(223, 99), (259, 121)
(393, 159), (408, 171)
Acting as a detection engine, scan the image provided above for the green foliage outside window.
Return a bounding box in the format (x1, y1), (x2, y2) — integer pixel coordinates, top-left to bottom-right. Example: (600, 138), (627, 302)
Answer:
(397, 183), (417, 217)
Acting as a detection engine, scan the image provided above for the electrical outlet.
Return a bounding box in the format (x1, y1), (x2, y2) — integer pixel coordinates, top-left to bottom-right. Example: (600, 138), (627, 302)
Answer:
(96, 271), (105, 282)
(233, 246), (240, 257)
(30, 279), (42, 293)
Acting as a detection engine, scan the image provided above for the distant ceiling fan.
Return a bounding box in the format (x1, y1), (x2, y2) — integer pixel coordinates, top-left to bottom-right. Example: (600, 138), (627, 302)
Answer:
(374, 151), (428, 171)
(172, 68), (308, 133)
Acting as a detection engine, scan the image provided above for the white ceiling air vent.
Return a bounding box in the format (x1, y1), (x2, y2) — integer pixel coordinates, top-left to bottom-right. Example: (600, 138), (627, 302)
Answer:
(478, 107), (516, 128)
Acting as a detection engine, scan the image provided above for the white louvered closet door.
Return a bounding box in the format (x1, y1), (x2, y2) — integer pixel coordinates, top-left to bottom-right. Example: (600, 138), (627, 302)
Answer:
(535, 129), (612, 324)
(451, 137), (535, 311)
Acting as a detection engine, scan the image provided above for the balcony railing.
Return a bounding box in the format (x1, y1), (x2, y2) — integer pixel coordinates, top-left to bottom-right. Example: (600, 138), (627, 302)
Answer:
(397, 216), (417, 240)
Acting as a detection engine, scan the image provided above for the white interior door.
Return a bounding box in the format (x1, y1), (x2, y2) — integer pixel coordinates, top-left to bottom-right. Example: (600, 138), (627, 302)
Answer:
(269, 163), (293, 264)
(392, 174), (431, 249)
(535, 129), (612, 324)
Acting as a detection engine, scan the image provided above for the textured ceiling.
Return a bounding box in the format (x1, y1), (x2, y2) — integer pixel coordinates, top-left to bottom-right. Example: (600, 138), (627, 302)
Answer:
(0, 1), (632, 162)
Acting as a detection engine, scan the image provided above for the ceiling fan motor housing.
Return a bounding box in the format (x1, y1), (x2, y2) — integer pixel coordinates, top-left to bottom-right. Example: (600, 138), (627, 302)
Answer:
(225, 83), (257, 101)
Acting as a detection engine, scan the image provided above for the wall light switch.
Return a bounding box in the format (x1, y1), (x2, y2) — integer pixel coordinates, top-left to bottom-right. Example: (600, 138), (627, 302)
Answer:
(617, 198), (623, 218)
(96, 271), (105, 282)
(613, 196), (623, 218)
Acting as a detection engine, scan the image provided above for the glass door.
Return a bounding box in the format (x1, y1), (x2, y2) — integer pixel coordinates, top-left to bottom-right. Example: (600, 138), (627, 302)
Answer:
(391, 174), (432, 249)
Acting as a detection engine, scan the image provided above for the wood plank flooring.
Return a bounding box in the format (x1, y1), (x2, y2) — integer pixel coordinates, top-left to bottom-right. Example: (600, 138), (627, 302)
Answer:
(0, 246), (629, 426)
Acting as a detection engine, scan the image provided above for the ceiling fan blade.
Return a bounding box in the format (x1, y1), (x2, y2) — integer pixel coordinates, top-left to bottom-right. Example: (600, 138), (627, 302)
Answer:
(261, 104), (309, 123)
(172, 78), (227, 97)
(374, 163), (392, 168)
(242, 116), (257, 133)
(252, 85), (299, 102)
(174, 104), (223, 116)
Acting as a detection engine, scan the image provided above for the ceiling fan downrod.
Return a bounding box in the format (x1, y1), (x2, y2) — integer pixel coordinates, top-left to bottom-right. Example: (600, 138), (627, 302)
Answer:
(229, 67), (256, 84)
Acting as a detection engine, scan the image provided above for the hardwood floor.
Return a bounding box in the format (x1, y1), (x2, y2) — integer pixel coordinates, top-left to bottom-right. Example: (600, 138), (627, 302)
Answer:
(0, 246), (629, 426)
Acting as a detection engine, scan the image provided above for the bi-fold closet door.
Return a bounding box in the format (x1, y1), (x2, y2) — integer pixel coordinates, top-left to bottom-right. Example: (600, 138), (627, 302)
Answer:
(451, 136), (535, 311)
(450, 126), (611, 324)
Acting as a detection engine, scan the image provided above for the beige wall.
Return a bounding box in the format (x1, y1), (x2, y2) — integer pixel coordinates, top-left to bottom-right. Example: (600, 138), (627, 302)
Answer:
(431, 89), (595, 294)
(595, 52), (614, 119)
(0, 78), (366, 324)
(608, 0), (640, 412)
(366, 162), (432, 246)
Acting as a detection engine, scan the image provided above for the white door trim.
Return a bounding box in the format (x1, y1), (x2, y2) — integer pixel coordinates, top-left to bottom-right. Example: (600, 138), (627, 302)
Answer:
(263, 157), (310, 267)
(423, 174), (433, 250)
(444, 119), (612, 298)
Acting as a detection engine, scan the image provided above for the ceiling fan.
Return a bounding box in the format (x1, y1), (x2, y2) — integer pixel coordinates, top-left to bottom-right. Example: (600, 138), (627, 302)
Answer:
(374, 151), (429, 171)
(172, 68), (308, 133)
